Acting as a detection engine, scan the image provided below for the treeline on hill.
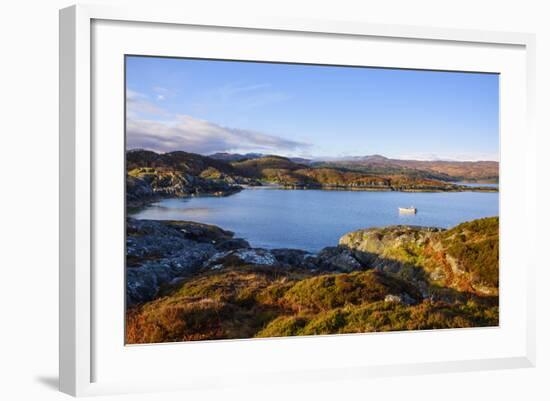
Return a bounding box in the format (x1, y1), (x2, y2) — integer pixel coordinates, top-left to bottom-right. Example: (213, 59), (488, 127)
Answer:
(126, 217), (499, 343)
(126, 150), (497, 206)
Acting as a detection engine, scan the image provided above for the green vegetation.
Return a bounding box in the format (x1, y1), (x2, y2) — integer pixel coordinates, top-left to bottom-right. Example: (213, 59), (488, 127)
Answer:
(127, 149), (239, 176)
(125, 155), (500, 344)
(125, 149), (501, 343)
(126, 218), (499, 343)
(282, 271), (422, 311)
(231, 155), (460, 190)
(126, 266), (304, 343)
(440, 217), (499, 288)
(126, 150), (496, 207)
(339, 217), (499, 296)
(315, 157), (499, 183)
(258, 300), (498, 337)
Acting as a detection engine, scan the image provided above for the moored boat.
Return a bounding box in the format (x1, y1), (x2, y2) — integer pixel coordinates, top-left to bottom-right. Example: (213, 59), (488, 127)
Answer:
(398, 206), (417, 214)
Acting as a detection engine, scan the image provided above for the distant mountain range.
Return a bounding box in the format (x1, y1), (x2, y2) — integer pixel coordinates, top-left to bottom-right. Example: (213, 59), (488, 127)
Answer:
(209, 152), (312, 165)
(208, 152), (265, 162)
(208, 152), (498, 183)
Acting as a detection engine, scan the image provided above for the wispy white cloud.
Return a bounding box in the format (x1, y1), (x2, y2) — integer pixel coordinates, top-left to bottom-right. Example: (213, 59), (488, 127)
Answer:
(126, 86), (307, 155)
(220, 82), (271, 94)
(127, 114), (311, 155)
(126, 89), (168, 118)
(153, 86), (171, 94)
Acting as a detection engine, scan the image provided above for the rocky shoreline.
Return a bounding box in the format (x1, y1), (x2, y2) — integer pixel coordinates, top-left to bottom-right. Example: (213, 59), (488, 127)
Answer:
(124, 147), (500, 340)
(127, 216), (498, 302)
(278, 184), (497, 192)
(127, 177), (497, 210)
(126, 171), (248, 209)
(126, 216), (499, 343)
(126, 217), (316, 305)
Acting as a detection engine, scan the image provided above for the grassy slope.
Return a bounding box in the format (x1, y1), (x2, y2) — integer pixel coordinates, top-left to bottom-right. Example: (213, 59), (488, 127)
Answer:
(126, 218), (499, 343)
(231, 156), (460, 190)
(316, 158), (499, 183)
(127, 149), (239, 176)
(127, 151), (497, 194)
(438, 217), (500, 289)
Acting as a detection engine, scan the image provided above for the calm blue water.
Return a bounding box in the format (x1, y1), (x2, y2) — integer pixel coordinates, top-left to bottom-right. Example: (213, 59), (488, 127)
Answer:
(130, 189), (499, 252)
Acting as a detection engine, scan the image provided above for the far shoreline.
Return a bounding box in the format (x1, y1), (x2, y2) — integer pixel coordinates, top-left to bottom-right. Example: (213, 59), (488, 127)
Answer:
(128, 181), (499, 210)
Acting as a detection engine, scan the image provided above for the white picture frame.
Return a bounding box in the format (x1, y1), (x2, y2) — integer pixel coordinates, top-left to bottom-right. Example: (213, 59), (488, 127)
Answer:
(59, 4), (536, 397)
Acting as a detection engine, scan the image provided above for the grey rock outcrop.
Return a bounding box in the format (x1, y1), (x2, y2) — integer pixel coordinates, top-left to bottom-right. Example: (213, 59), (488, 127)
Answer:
(126, 218), (248, 306)
(203, 248), (278, 269)
(271, 248), (314, 269)
(313, 246), (364, 272)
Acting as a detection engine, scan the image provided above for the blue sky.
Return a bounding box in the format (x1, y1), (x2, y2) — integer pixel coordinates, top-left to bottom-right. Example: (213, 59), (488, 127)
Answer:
(126, 56), (499, 161)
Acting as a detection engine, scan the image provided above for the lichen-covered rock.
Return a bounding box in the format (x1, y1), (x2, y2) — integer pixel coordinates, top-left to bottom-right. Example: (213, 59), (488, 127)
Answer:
(384, 293), (417, 305)
(127, 250), (212, 306)
(203, 248), (278, 269)
(339, 225), (441, 257)
(126, 218), (247, 305)
(314, 246), (363, 272)
(338, 219), (499, 297)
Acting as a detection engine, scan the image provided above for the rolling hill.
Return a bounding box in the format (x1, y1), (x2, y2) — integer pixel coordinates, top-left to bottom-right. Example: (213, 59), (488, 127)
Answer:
(315, 155), (498, 183)
(126, 150), (498, 207)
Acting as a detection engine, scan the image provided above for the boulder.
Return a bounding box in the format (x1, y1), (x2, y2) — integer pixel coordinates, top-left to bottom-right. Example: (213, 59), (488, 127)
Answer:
(126, 175), (155, 207)
(314, 246), (363, 272)
(340, 225), (439, 254)
(215, 238), (251, 251)
(126, 218), (219, 305)
(338, 225), (441, 270)
(271, 248), (314, 269)
(126, 241), (217, 306)
(384, 293), (417, 305)
(203, 248), (278, 269)
(164, 220), (235, 244)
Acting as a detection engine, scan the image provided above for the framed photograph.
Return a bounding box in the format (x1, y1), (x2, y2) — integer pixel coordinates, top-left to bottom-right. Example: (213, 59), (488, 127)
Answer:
(60, 4), (536, 396)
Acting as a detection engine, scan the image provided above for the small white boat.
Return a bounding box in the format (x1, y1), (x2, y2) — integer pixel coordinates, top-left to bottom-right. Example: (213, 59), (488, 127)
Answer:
(398, 206), (417, 214)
